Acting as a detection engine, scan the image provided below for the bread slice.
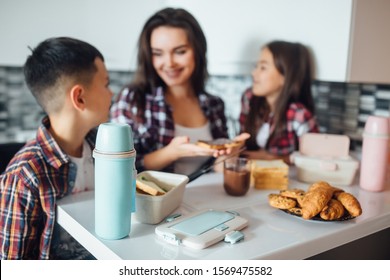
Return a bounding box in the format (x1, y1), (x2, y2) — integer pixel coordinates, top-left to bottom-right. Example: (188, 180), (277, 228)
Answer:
(251, 160), (289, 190)
(136, 176), (166, 196)
(196, 138), (242, 150)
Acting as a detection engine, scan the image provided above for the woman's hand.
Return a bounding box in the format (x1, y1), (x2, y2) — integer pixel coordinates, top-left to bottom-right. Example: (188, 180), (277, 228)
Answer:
(167, 136), (217, 159)
(234, 132), (251, 142)
(223, 132), (250, 155)
(213, 133), (251, 173)
(143, 136), (217, 171)
(144, 134), (251, 171)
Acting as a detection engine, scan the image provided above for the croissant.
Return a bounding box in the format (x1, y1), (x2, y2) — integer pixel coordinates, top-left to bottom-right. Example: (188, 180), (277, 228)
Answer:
(308, 181), (343, 193)
(334, 192), (362, 217)
(320, 199), (345, 220)
(301, 181), (336, 219)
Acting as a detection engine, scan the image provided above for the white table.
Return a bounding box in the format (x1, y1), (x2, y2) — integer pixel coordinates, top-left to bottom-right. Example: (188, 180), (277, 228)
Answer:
(57, 169), (390, 260)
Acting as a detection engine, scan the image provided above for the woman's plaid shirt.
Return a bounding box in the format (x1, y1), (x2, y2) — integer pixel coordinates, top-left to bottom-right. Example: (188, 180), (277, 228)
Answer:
(110, 86), (229, 172)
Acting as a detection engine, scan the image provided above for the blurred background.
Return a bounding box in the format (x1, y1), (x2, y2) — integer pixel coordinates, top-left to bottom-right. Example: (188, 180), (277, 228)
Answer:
(0, 0), (389, 146)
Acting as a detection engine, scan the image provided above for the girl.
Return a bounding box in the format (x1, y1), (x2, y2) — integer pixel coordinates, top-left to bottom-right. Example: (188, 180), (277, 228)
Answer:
(239, 40), (319, 163)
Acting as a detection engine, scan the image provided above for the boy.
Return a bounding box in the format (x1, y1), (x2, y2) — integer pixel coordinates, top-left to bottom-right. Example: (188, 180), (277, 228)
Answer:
(0, 37), (113, 259)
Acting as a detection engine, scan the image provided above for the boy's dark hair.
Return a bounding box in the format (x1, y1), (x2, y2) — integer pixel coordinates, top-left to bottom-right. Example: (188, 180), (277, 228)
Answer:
(24, 37), (104, 113)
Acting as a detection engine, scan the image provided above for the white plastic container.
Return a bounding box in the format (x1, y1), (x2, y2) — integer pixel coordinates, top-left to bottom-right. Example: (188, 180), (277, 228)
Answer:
(291, 133), (359, 186)
(135, 171), (188, 224)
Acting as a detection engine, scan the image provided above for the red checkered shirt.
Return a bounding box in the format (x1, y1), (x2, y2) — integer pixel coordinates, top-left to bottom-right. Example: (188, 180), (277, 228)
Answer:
(0, 117), (96, 259)
(239, 89), (319, 155)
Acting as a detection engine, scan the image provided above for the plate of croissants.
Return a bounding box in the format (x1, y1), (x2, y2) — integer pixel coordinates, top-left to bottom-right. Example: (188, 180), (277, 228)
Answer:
(268, 181), (362, 221)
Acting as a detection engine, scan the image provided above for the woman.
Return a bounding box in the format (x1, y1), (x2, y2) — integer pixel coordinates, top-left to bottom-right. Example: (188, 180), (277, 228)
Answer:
(239, 40), (319, 163)
(111, 8), (238, 175)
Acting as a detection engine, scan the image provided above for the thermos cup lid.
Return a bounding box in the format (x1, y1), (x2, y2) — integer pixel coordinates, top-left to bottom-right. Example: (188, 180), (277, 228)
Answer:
(363, 116), (390, 139)
(95, 123), (134, 153)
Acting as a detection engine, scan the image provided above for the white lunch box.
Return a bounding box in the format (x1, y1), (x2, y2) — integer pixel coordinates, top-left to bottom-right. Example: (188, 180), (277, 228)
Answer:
(291, 133), (359, 186)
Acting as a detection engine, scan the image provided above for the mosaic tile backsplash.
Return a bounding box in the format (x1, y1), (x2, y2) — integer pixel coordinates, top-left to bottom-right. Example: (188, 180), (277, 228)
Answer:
(0, 66), (389, 147)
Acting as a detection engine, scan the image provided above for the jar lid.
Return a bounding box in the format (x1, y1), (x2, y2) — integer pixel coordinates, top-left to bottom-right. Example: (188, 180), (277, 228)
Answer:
(363, 116), (390, 138)
(95, 123), (134, 153)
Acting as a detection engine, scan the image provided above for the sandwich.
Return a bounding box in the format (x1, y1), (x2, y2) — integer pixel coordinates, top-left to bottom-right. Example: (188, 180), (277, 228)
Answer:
(136, 176), (167, 196)
(196, 138), (243, 150)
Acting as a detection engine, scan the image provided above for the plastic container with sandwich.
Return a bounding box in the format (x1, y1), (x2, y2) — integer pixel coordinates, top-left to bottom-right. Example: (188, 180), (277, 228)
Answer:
(135, 171), (188, 224)
(291, 133), (359, 185)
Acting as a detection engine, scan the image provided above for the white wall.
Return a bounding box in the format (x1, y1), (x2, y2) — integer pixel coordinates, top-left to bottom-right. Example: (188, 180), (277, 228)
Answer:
(166, 0), (353, 81)
(0, 0), (353, 81)
(0, 0), (164, 70)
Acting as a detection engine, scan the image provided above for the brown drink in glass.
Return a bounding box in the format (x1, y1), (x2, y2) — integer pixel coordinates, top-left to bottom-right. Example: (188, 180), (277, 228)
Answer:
(223, 157), (250, 196)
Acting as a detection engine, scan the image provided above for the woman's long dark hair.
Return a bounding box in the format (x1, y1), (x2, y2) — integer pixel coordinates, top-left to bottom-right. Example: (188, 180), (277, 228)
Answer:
(130, 7), (208, 115)
(245, 41), (315, 150)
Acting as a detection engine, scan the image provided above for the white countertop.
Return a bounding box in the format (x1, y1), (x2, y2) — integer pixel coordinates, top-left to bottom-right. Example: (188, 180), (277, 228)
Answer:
(57, 168), (390, 260)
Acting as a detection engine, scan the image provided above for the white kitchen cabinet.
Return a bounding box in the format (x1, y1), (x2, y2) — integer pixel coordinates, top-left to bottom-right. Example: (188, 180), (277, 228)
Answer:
(347, 0), (390, 84)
